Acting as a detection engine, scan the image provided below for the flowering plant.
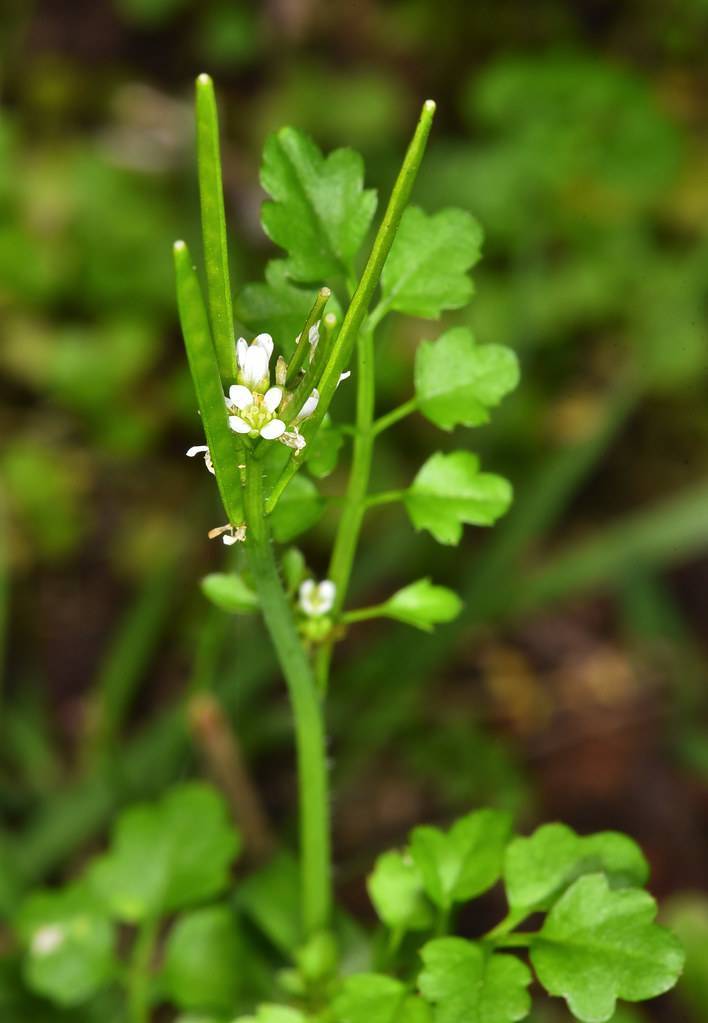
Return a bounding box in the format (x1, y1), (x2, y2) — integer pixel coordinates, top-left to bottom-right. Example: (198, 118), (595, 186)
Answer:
(14, 75), (684, 1023)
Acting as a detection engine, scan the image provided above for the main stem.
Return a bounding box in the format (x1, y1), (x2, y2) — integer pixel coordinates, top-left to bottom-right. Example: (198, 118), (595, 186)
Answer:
(316, 326), (376, 691)
(243, 459), (331, 936)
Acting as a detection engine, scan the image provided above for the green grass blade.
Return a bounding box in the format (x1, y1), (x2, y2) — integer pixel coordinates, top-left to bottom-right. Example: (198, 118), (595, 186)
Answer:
(196, 73), (237, 384)
(174, 239), (243, 524)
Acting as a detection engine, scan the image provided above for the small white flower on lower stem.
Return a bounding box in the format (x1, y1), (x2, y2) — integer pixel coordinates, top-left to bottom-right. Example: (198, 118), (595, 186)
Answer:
(299, 579), (336, 618)
(186, 445), (214, 474)
(32, 925), (66, 957)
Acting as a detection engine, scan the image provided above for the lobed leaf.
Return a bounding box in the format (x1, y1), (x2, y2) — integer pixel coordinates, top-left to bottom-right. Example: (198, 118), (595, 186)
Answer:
(304, 418), (344, 479)
(504, 823), (649, 913)
(88, 783), (240, 922)
(334, 973), (431, 1023)
(17, 883), (115, 1007)
(162, 905), (242, 1013)
(415, 327), (519, 431)
(530, 874), (684, 1023)
(380, 207), (482, 319)
(379, 578), (463, 632)
(260, 128), (377, 283)
(410, 809), (512, 910)
(201, 572), (260, 614)
(367, 849), (433, 932)
(418, 937), (531, 1023)
(404, 452), (512, 545)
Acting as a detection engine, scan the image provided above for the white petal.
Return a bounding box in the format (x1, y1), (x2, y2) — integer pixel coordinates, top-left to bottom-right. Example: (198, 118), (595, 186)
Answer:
(243, 346), (269, 387)
(279, 429), (307, 451)
(222, 533), (239, 545)
(186, 445), (208, 457)
(299, 580), (315, 611)
(264, 386), (283, 412)
(317, 581), (336, 613)
(229, 416), (252, 434)
(297, 388), (319, 421)
(260, 418), (286, 440)
(308, 323), (320, 346)
(229, 384), (254, 410)
(253, 333), (274, 359)
(338, 371), (351, 385)
(236, 338), (248, 370)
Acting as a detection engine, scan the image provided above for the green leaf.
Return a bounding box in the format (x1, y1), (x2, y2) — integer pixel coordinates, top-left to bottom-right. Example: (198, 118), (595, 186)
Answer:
(269, 473), (324, 543)
(530, 874), (684, 1023)
(235, 261), (321, 360)
(504, 823), (649, 913)
(415, 327), (519, 431)
(380, 207), (482, 319)
(410, 809), (512, 911)
(201, 572), (260, 614)
(260, 128), (377, 282)
(419, 937), (531, 1023)
(236, 851), (302, 955)
(379, 578), (463, 632)
(234, 1006), (308, 1023)
(367, 850), (433, 932)
(305, 419), (344, 479)
(334, 973), (432, 1023)
(281, 547), (308, 594)
(162, 905), (241, 1012)
(89, 783), (240, 922)
(17, 883), (115, 1007)
(404, 452), (512, 546)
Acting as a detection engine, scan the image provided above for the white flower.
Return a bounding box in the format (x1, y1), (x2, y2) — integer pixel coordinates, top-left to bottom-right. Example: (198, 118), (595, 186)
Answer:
(299, 579), (336, 618)
(186, 445), (214, 474)
(280, 428), (307, 451)
(236, 333), (274, 390)
(227, 384), (286, 440)
(296, 388), (319, 423)
(339, 370), (351, 384)
(208, 523), (247, 545)
(32, 925), (66, 957)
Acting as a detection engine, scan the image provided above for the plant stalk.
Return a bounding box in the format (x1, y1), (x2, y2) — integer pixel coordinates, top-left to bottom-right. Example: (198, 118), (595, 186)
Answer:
(243, 457), (331, 935)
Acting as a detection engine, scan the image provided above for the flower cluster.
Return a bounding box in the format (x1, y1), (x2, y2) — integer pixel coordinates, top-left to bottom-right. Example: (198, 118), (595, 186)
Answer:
(226, 333), (318, 451)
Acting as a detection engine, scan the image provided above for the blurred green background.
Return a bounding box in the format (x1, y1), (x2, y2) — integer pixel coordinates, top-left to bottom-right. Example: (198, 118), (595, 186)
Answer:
(2, 1), (708, 1019)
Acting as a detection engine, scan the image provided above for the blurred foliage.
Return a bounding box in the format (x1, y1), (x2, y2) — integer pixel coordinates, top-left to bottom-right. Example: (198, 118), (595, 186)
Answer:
(2, 1), (708, 1020)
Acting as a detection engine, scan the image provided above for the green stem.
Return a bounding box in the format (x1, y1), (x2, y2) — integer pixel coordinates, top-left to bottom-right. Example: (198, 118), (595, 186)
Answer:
(372, 397), (418, 435)
(316, 326), (376, 691)
(243, 458), (331, 935)
(127, 918), (158, 1023)
(365, 489), (405, 508)
(286, 287), (331, 386)
(340, 603), (388, 625)
(484, 908), (529, 941)
(196, 74), (236, 384)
